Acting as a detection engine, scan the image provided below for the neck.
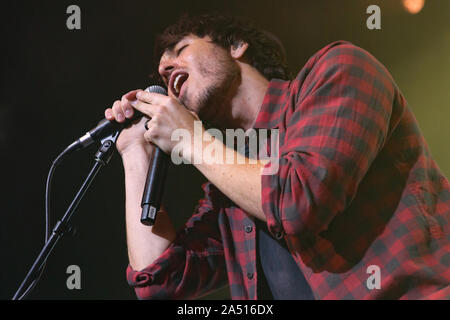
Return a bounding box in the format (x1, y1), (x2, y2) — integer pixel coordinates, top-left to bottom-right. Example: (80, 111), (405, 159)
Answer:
(216, 64), (269, 131)
(233, 65), (269, 130)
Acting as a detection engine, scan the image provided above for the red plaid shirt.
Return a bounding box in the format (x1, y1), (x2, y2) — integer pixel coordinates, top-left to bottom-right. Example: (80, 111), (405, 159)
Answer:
(127, 41), (450, 300)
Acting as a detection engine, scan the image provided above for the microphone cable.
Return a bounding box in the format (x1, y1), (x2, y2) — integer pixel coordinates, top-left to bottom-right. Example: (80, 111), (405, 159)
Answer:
(14, 146), (72, 300)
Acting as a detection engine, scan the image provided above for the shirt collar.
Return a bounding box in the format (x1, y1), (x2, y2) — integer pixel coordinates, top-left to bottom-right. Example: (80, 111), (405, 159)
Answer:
(252, 78), (291, 129)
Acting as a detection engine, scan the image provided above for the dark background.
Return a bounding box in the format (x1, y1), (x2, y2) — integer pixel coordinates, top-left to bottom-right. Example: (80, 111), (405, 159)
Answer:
(1, 0), (449, 299)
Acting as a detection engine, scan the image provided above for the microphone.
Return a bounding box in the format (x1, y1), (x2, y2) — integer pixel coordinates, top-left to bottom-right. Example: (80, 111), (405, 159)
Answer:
(140, 88), (169, 226)
(63, 84), (169, 226)
(65, 85), (168, 154)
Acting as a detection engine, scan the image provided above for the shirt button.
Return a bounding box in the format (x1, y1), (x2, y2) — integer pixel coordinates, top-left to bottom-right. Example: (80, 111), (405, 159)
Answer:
(245, 225), (253, 233)
(275, 231), (284, 240)
(247, 272), (254, 280)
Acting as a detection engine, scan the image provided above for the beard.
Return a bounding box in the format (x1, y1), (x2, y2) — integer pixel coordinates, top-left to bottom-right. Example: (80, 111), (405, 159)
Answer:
(180, 50), (240, 129)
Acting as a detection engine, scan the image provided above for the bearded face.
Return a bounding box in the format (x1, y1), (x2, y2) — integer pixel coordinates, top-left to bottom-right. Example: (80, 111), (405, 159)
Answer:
(159, 35), (241, 128)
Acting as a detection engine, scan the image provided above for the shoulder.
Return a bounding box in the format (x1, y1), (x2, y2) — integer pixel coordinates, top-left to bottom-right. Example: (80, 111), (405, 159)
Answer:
(290, 41), (395, 100)
(294, 40), (393, 83)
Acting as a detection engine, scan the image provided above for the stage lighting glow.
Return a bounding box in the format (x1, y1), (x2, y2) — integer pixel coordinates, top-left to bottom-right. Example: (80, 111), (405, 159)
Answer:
(402, 0), (425, 14)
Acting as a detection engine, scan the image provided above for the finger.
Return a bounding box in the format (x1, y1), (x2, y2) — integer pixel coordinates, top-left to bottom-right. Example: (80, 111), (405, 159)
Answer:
(130, 99), (157, 118)
(123, 89), (143, 101)
(136, 91), (168, 105)
(122, 89), (144, 119)
(105, 108), (114, 120)
(112, 100), (125, 123)
(121, 95), (135, 119)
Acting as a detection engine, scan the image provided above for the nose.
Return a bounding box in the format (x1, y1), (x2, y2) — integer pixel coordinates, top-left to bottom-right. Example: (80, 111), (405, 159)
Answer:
(158, 57), (177, 83)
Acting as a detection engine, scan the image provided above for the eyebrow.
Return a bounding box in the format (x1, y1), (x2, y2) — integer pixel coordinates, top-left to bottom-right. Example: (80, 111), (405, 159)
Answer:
(174, 39), (185, 50)
(172, 38), (189, 54)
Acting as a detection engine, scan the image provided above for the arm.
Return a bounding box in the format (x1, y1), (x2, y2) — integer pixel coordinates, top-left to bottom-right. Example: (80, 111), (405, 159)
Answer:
(105, 92), (227, 299)
(178, 43), (395, 241)
(260, 43), (395, 238)
(129, 44), (394, 242)
(122, 145), (176, 271)
(129, 91), (269, 222)
(126, 182), (228, 300)
(192, 137), (269, 222)
(123, 146), (228, 299)
(105, 90), (177, 270)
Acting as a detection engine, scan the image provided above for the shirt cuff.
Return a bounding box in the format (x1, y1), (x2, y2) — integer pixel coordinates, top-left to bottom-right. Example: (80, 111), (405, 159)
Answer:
(126, 264), (154, 287)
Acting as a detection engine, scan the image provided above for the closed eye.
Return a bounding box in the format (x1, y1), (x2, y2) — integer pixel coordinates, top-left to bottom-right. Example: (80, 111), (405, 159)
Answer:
(177, 45), (188, 56)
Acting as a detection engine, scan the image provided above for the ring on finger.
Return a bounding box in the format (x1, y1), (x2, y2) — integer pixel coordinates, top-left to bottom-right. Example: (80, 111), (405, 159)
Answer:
(144, 119), (150, 130)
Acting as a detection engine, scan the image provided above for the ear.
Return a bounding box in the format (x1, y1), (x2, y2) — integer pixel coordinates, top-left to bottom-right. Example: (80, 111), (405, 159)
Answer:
(230, 41), (249, 60)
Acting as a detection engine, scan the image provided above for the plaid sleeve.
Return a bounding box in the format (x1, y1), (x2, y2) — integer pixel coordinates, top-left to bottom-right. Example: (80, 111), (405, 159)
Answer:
(126, 182), (228, 299)
(262, 43), (395, 240)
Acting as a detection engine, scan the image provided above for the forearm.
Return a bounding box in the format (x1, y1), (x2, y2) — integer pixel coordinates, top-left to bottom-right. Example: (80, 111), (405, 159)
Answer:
(193, 134), (268, 222)
(122, 147), (176, 271)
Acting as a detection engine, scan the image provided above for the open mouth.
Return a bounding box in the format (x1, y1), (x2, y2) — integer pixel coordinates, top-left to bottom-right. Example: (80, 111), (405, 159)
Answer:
(169, 71), (189, 98)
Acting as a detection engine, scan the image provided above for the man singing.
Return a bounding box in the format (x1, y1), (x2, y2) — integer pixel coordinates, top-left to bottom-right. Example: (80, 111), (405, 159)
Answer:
(104, 14), (449, 299)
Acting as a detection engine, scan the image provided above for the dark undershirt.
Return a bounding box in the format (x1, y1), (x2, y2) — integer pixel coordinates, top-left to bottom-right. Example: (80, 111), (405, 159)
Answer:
(255, 220), (315, 300)
(243, 141), (314, 299)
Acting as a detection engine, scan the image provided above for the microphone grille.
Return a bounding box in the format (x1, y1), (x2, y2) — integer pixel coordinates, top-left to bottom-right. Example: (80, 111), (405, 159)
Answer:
(145, 85), (168, 96)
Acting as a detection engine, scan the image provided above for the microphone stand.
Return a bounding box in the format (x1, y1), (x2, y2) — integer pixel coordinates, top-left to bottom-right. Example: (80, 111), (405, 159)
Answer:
(12, 132), (119, 300)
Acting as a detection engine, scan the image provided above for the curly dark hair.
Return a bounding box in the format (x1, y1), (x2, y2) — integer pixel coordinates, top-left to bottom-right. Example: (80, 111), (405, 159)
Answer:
(152, 13), (291, 82)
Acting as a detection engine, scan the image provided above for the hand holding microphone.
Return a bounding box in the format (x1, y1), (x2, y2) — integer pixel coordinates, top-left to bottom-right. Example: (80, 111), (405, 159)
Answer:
(105, 87), (165, 157)
(104, 86), (169, 226)
(100, 85), (200, 225)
